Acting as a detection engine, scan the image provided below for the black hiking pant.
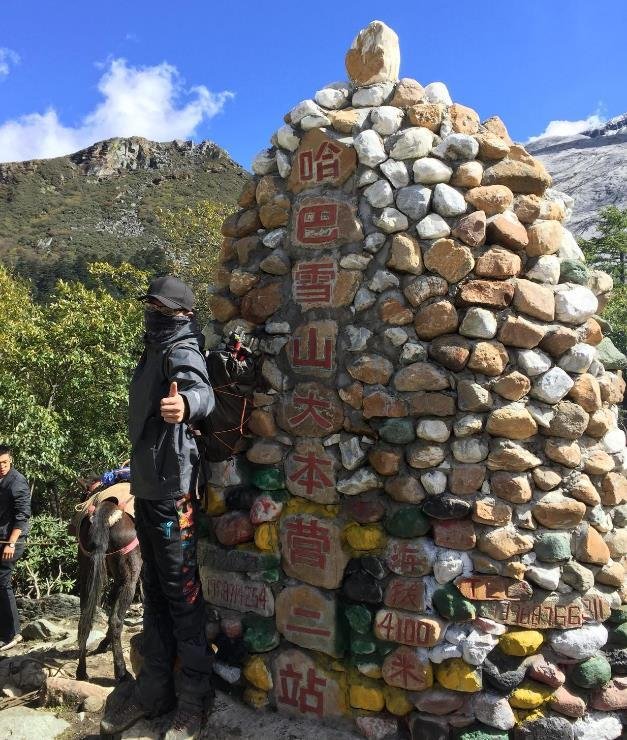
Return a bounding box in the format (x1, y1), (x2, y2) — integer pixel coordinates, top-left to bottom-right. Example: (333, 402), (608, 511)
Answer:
(134, 494), (212, 714)
(0, 539), (26, 643)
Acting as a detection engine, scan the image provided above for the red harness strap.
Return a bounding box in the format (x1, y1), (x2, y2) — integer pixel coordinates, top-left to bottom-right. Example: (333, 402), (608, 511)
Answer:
(77, 503), (139, 558)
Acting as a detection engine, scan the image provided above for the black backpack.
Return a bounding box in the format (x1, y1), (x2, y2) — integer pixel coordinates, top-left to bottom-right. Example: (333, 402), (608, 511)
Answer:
(166, 336), (258, 463)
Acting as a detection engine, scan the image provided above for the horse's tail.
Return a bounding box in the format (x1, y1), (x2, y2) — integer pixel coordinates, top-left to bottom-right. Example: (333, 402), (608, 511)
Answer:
(77, 501), (113, 650)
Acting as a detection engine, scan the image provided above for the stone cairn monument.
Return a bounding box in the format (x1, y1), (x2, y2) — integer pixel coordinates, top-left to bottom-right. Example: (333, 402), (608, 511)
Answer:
(201, 20), (627, 739)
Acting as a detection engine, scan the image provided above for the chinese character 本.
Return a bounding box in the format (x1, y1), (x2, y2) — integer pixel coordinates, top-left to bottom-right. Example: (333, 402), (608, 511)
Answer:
(288, 452), (333, 497)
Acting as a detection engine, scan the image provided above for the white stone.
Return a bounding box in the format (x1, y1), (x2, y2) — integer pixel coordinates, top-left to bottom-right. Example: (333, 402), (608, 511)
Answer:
(531, 367), (574, 404)
(265, 321), (290, 334)
(384, 327), (408, 346)
(416, 213), (451, 239)
(372, 207), (409, 233)
(314, 84), (349, 110)
(573, 714), (622, 740)
(300, 112), (331, 130)
(554, 284), (599, 325)
(340, 253), (372, 270)
(559, 226), (585, 260)
(276, 150), (291, 178)
(416, 419), (450, 443)
(213, 661), (241, 684)
(517, 349), (552, 376)
(357, 168), (379, 187)
(389, 127), (434, 160)
(559, 343), (596, 373)
(370, 105), (404, 135)
(525, 254), (561, 285)
(0, 707), (70, 740)
(454, 414), (484, 438)
(527, 402), (554, 429)
(590, 269), (613, 295)
(400, 342), (427, 365)
(421, 470), (447, 495)
(352, 82), (394, 108)
(364, 232), (386, 253)
(363, 179), (394, 208)
(473, 693), (516, 731)
(602, 428), (626, 455)
(429, 642), (462, 663)
(423, 81), (453, 105)
(395, 184), (431, 220)
(549, 623), (608, 660)
(451, 437), (489, 463)
(368, 270), (400, 292)
(340, 436), (367, 471)
(354, 287), (377, 311)
(446, 625), (470, 645)
(353, 130), (387, 167)
(432, 183), (467, 217)
(347, 21), (400, 83)
(526, 564), (561, 590)
(473, 618), (507, 636)
(460, 307), (498, 339)
(413, 157), (453, 184)
(379, 158), (410, 188)
(289, 99), (324, 124)
(276, 124), (300, 152)
(432, 133), (479, 161)
(589, 505), (612, 532)
(262, 228), (286, 249)
(336, 467), (383, 495)
(251, 148), (277, 175)
(344, 325), (372, 352)
(434, 550), (470, 585)
(463, 630), (499, 666)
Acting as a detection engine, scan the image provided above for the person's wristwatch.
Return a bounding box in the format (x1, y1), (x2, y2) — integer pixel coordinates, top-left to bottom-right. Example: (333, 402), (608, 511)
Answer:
(6, 543), (15, 550)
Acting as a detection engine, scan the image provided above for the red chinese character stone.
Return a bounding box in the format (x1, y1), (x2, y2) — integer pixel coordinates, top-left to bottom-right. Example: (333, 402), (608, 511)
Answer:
(288, 129), (356, 194)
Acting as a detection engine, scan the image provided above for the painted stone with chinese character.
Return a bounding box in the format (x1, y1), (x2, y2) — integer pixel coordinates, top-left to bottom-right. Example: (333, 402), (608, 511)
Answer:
(200, 567), (275, 617)
(273, 648), (348, 719)
(382, 646), (433, 690)
(285, 440), (338, 504)
(384, 577), (427, 613)
(277, 383), (344, 436)
(290, 195), (363, 249)
(374, 608), (445, 647)
(288, 129), (357, 194)
(275, 583), (341, 657)
(286, 320), (338, 377)
(292, 258), (361, 309)
(454, 576), (533, 601)
(385, 538), (436, 577)
(280, 514), (349, 589)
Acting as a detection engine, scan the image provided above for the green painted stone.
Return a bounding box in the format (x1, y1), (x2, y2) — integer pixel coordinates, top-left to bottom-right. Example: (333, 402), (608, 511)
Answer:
(596, 336), (627, 370)
(433, 583), (476, 622)
(609, 605), (627, 625)
(379, 418), (415, 445)
(560, 259), (589, 285)
(260, 568), (280, 583)
(611, 623), (627, 647)
(251, 467), (285, 490)
(384, 506), (431, 538)
(457, 727), (508, 740)
(243, 615), (280, 653)
(351, 633), (377, 655)
(533, 532), (571, 563)
(267, 488), (289, 503)
(344, 604), (373, 635)
(571, 655), (612, 688)
(376, 640), (395, 657)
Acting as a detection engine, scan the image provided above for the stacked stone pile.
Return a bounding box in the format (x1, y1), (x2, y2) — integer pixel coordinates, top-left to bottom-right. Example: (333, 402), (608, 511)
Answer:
(201, 20), (627, 740)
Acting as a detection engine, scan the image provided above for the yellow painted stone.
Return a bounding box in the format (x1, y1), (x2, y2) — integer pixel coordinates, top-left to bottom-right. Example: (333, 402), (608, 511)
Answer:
(344, 522), (386, 551)
(435, 658), (482, 693)
(254, 522), (279, 552)
(357, 662), (383, 679)
(513, 707), (546, 725)
(349, 683), (385, 712)
(243, 656), (273, 691)
(331, 660), (347, 673)
(243, 687), (269, 709)
(204, 485), (226, 515)
(284, 498), (340, 518)
(500, 630), (544, 657)
(384, 686), (413, 716)
(509, 682), (553, 709)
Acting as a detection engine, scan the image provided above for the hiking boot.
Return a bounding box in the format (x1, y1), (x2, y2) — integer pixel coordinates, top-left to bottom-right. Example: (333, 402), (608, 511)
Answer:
(163, 704), (203, 740)
(100, 684), (147, 735)
(0, 634), (22, 651)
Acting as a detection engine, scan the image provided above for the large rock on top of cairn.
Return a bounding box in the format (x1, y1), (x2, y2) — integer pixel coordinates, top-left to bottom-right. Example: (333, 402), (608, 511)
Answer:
(202, 19), (627, 737)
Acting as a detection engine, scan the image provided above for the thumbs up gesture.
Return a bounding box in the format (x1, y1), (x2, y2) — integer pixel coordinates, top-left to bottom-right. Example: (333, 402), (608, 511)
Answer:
(160, 381), (186, 423)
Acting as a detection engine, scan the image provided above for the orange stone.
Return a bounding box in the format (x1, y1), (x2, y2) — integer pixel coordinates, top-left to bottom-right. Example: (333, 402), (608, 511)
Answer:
(498, 315), (545, 349)
(458, 280), (515, 308)
(532, 499), (586, 529)
(288, 129), (356, 194)
(492, 372), (531, 401)
(240, 281), (283, 323)
(414, 299), (459, 340)
(486, 214), (529, 249)
(568, 374), (602, 412)
(467, 341), (509, 376)
(491, 471), (532, 504)
(466, 185), (513, 216)
(407, 102), (445, 131)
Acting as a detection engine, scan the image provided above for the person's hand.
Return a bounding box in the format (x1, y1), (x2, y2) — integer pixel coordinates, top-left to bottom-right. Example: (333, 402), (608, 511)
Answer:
(2, 545), (15, 560)
(160, 382), (186, 423)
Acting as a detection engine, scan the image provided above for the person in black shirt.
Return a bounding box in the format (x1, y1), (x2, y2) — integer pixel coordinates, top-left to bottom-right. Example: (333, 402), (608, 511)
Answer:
(0, 444), (31, 651)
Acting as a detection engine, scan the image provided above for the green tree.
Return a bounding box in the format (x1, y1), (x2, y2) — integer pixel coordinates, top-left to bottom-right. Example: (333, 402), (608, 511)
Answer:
(0, 263), (148, 516)
(157, 199), (234, 321)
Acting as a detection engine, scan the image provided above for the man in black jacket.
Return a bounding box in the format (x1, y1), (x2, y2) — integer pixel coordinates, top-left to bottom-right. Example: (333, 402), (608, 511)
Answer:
(0, 445), (31, 651)
(101, 276), (215, 740)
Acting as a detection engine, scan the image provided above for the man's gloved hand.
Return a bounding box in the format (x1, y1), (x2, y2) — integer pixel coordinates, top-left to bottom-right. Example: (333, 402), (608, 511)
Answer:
(161, 382), (186, 423)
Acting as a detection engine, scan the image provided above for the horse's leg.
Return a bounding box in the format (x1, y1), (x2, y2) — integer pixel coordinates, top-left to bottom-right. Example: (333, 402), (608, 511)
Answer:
(94, 577), (118, 655)
(76, 545), (90, 681)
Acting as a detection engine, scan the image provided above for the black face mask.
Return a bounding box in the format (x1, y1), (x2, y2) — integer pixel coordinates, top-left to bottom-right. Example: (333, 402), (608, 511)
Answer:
(143, 309), (190, 345)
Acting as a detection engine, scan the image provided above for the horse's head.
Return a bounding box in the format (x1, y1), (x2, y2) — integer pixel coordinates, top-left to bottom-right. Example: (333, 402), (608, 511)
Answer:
(77, 476), (103, 503)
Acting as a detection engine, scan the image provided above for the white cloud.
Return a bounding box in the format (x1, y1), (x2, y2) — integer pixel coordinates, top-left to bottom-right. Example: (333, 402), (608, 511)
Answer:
(0, 48), (20, 79)
(527, 111), (606, 143)
(0, 58), (234, 162)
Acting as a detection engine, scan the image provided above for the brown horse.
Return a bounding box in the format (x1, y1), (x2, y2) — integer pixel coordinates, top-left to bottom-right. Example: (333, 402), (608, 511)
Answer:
(75, 482), (142, 684)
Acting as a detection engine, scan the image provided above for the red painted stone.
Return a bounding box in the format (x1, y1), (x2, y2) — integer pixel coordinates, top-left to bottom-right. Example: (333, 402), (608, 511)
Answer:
(382, 645), (432, 690)
(213, 511), (254, 546)
(432, 519), (476, 550)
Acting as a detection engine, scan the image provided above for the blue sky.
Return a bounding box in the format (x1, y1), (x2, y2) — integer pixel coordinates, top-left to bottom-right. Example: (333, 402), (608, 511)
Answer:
(1, 0), (625, 166)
